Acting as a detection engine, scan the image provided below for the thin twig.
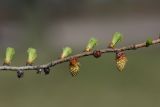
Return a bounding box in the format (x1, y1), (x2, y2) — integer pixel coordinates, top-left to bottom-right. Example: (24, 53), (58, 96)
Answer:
(0, 38), (160, 71)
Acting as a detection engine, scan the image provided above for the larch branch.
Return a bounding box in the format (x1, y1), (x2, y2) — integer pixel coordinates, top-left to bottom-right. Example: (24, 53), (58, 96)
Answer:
(0, 38), (160, 71)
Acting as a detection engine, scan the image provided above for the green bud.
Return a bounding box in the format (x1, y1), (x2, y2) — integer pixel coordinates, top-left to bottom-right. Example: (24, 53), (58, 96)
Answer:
(146, 38), (152, 47)
(85, 37), (97, 52)
(4, 47), (15, 65)
(61, 47), (72, 59)
(109, 32), (122, 48)
(27, 48), (37, 65)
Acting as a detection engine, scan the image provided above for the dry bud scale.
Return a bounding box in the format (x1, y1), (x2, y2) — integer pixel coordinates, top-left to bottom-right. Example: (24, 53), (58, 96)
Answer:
(17, 70), (24, 78)
(44, 67), (50, 75)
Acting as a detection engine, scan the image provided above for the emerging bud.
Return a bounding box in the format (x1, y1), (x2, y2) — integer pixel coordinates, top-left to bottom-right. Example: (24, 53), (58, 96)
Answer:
(108, 32), (122, 48)
(146, 38), (152, 47)
(26, 48), (37, 66)
(17, 70), (24, 78)
(115, 51), (127, 72)
(93, 50), (102, 58)
(60, 47), (72, 59)
(4, 47), (15, 65)
(85, 38), (97, 52)
(69, 57), (80, 77)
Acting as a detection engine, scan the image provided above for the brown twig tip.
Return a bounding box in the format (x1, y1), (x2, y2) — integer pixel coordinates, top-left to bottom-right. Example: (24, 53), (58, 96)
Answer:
(0, 37), (159, 78)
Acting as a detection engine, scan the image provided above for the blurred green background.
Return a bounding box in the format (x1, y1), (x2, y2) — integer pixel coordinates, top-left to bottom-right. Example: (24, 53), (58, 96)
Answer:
(0, 0), (160, 107)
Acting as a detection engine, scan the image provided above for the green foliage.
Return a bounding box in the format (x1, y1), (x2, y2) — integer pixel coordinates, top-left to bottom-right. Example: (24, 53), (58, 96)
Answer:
(146, 38), (153, 47)
(4, 47), (15, 65)
(109, 32), (122, 48)
(61, 47), (72, 59)
(85, 37), (97, 52)
(27, 48), (37, 64)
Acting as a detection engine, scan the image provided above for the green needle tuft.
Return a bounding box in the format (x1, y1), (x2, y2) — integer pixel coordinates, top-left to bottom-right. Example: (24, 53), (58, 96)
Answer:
(4, 47), (15, 65)
(109, 32), (122, 48)
(85, 37), (97, 52)
(27, 48), (37, 65)
(146, 38), (153, 47)
(61, 47), (72, 59)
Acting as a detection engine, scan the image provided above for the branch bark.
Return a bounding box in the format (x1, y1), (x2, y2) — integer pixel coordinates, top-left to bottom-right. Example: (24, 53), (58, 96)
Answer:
(0, 38), (160, 71)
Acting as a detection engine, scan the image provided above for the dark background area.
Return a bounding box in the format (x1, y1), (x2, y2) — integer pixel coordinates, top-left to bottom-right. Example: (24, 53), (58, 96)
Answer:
(0, 0), (160, 107)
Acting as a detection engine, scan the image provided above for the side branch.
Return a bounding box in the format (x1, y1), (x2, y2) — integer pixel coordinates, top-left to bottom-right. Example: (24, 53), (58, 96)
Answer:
(0, 38), (160, 71)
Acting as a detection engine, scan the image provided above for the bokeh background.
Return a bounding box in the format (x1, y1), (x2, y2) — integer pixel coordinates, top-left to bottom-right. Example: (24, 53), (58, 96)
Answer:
(0, 0), (160, 107)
